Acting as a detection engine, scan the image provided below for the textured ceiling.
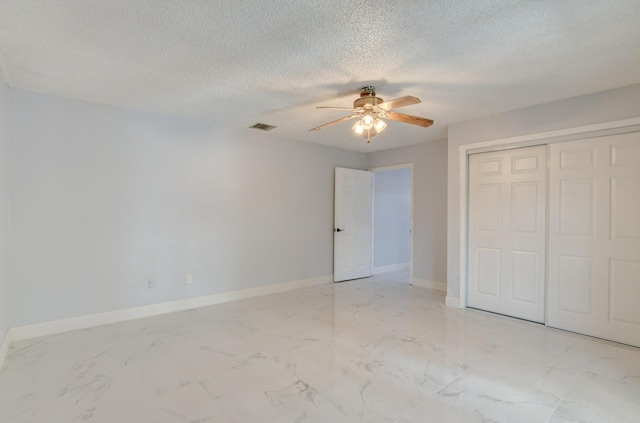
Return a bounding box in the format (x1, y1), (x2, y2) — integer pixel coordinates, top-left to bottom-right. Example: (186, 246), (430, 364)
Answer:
(1, 1), (639, 152)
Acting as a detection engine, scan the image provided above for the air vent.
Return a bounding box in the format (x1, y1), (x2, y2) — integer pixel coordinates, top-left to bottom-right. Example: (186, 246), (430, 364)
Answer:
(249, 122), (277, 131)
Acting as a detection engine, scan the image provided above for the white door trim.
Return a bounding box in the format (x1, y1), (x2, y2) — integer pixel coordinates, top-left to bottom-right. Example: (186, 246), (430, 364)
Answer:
(456, 117), (640, 309)
(369, 163), (414, 284)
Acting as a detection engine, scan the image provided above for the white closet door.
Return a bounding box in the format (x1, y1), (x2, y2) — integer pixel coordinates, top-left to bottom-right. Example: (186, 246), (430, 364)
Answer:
(468, 145), (547, 322)
(548, 132), (640, 347)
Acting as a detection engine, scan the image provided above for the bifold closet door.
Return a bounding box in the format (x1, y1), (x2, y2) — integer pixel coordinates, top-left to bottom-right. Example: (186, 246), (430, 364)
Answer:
(548, 132), (640, 347)
(468, 145), (547, 322)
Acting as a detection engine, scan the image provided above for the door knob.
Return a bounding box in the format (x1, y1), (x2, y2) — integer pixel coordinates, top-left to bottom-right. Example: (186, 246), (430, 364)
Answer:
(335, 228), (344, 232)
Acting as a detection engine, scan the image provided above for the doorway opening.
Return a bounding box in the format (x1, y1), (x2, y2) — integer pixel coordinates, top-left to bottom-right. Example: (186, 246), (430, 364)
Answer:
(371, 165), (413, 284)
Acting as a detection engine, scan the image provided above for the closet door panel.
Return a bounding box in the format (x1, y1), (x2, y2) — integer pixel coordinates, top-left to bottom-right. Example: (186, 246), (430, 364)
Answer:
(548, 132), (640, 347)
(468, 145), (547, 322)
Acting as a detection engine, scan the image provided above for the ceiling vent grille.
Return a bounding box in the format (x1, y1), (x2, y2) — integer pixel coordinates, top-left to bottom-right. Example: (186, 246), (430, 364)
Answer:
(249, 122), (277, 131)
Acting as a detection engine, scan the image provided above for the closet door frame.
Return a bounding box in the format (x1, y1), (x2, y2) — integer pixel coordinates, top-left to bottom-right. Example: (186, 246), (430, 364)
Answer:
(456, 118), (640, 311)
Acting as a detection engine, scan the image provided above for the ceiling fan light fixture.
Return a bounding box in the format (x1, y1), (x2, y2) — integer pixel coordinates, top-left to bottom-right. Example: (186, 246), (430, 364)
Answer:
(353, 115), (386, 141)
(373, 118), (387, 133)
(361, 113), (374, 130)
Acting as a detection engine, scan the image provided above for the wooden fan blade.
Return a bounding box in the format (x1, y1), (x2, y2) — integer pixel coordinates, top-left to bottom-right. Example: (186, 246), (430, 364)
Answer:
(385, 111), (434, 127)
(309, 115), (359, 132)
(378, 96), (421, 110)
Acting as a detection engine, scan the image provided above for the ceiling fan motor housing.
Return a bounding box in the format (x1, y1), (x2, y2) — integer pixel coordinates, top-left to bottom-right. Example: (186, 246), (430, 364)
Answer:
(354, 86), (383, 109)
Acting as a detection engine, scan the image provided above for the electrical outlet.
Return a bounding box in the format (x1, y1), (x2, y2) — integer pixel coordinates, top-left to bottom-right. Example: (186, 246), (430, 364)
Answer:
(185, 273), (192, 285)
(148, 277), (155, 289)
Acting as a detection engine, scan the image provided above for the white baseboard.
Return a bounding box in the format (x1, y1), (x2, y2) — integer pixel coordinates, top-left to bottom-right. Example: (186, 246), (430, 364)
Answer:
(0, 329), (11, 372)
(372, 262), (410, 275)
(445, 296), (461, 308)
(411, 278), (446, 291)
(10, 275), (332, 342)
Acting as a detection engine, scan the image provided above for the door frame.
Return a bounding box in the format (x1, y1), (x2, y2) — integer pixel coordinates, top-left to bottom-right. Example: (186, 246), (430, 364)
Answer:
(456, 117), (640, 309)
(369, 163), (414, 284)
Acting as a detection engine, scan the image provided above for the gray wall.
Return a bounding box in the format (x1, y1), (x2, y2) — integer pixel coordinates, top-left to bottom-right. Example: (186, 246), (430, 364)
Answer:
(10, 81), (637, 328)
(368, 140), (448, 283)
(0, 80), (9, 341)
(373, 168), (411, 269)
(7, 88), (368, 326)
(447, 83), (640, 300)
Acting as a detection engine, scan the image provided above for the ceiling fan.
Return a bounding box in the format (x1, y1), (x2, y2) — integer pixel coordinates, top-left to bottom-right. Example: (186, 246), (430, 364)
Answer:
(309, 86), (434, 143)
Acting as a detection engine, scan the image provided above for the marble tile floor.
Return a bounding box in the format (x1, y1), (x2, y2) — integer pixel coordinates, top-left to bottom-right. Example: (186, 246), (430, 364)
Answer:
(0, 274), (639, 422)
(376, 268), (410, 284)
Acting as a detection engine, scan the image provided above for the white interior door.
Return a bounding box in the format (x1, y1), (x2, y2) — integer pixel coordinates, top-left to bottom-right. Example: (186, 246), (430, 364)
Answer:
(548, 132), (640, 347)
(334, 167), (372, 282)
(467, 145), (547, 322)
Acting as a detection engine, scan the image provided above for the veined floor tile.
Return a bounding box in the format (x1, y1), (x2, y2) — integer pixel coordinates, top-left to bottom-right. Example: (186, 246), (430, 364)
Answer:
(0, 273), (638, 422)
